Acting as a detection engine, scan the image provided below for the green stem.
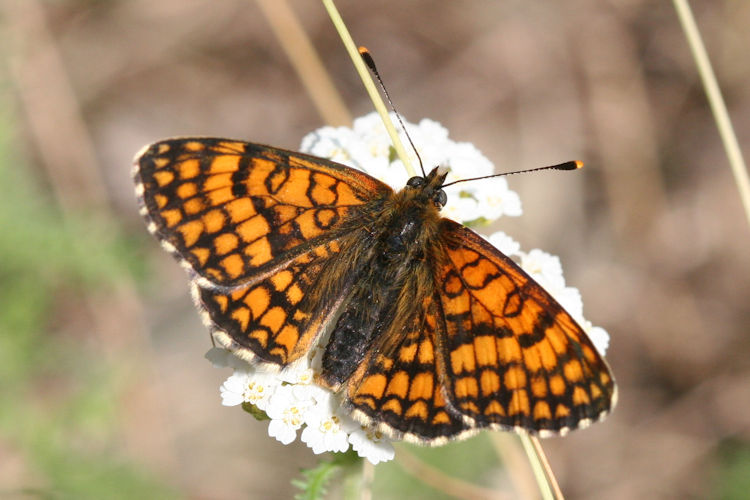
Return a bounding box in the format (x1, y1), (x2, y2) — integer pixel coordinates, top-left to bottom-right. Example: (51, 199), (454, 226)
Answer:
(321, 0), (417, 177)
(518, 434), (564, 500)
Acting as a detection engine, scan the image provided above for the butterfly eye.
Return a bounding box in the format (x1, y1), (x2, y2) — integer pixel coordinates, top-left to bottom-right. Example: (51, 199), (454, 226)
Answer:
(434, 189), (447, 207)
(407, 176), (425, 188)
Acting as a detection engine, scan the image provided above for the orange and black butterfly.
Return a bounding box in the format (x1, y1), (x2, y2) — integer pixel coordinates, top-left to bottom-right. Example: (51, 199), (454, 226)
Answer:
(134, 138), (615, 444)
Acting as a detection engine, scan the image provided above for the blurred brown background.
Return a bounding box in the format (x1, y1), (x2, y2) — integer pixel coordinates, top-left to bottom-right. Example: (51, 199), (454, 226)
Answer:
(1, 1), (749, 499)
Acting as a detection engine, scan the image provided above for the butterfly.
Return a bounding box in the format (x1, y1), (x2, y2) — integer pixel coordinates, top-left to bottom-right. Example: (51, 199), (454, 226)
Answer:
(133, 137), (616, 444)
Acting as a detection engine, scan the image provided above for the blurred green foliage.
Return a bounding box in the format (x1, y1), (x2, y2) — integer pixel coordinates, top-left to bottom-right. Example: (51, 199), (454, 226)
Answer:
(716, 441), (750, 500)
(373, 437), (498, 499)
(0, 107), (177, 498)
(292, 449), (361, 500)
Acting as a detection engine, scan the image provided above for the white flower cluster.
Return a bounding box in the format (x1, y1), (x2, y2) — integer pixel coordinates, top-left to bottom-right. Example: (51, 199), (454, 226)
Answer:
(207, 347), (395, 464)
(210, 113), (609, 465)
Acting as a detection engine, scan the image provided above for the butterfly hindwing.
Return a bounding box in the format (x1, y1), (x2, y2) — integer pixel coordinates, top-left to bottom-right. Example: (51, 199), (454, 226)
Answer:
(193, 238), (360, 367)
(434, 219), (615, 435)
(134, 138), (392, 289)
(345, 292), (473, 443)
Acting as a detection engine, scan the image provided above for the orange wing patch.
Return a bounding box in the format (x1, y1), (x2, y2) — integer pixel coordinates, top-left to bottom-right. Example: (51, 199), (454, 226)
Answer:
(134, 139), (391, 288)
(435, 219), (615, 435)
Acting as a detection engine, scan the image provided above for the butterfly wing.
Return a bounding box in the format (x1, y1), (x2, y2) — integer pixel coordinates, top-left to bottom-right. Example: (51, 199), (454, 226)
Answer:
(192, 236), (364, 367)
(434, 219), (616, 436)
(135, 138), (392, 366)
(345, 292), (473, 444)
(134, 138), (391, 289)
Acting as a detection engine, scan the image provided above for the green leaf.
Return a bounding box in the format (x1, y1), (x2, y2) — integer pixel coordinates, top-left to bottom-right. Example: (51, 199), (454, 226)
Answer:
(292, 460), (339, 500)
(293, 450), (361, 500)
(241, 402), (271, 420)
(388, 146), (398, 164)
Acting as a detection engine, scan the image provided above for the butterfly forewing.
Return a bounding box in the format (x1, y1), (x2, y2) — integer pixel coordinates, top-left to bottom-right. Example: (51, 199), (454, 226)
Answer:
(435, 219), (615, 434)
(134, 138), (391, 289)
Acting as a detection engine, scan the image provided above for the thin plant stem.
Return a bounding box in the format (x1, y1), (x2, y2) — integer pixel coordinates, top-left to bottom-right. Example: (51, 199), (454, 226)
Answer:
(321, 0), (417, 177)
(360, 460), (374, 500)
(518, 434), (564, 500)
(489, 433), (541, 499)
(255, 0), (351, 127)
(672, 0), (750, 229)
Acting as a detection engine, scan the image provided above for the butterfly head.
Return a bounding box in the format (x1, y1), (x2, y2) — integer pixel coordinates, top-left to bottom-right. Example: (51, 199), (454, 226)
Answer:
(406, 166), (449, 209)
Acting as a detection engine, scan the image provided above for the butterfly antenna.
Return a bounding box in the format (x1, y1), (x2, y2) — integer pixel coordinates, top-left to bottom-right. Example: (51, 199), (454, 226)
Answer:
(441, 161), (583, 188)
(359, 46), (426, 177)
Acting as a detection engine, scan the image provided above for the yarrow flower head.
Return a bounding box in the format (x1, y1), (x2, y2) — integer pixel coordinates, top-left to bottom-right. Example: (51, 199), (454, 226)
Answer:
(209, 113), (609, 465)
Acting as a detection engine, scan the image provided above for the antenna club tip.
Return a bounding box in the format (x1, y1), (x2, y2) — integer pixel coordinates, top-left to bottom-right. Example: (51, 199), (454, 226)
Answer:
(359, 47), (376, 70)
(556, 160), (583, 171)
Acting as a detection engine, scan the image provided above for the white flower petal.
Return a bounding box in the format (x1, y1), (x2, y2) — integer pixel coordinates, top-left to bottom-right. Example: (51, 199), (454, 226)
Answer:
(583, 322), (610, 355)
(442, 195), (480, 224)
(279, 363), (315, 385)
(266, 384), (314, 420)
(521, 249), (566, 291)
(218, 370), (282, 410)
(264, 384), (318, 445)
(559, 287), (584, 321)
(486, 231), (521, 257)
(300, 416), (350, 454)
(348, 428), (395, 465)
(268, 419), (299, 445)
(476, 179), (522, 219)
(443, 141), (494, 179)
(220, 389), (246, 407)
(219, 371), (250, 407)
(299, 390), (352, 454)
